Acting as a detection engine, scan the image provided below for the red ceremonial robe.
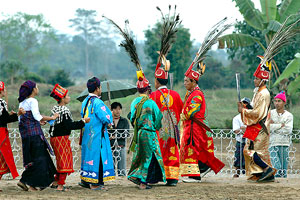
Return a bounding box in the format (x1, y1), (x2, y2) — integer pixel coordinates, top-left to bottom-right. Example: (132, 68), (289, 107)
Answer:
(180, 86), (224, 176)
(150, 86), (183, 180)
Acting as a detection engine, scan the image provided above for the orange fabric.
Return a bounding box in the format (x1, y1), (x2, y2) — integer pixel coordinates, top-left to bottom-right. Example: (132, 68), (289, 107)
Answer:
(0, 128), (19, 178)
(50, 136), (74, 174)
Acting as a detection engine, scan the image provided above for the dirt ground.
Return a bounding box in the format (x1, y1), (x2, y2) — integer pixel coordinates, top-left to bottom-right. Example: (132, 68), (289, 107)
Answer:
(1, 174), (300, 200)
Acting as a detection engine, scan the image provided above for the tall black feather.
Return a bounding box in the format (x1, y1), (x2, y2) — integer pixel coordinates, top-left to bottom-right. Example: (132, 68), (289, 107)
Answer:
(156, 5), (181, 62)
(103, 16), (141, 71)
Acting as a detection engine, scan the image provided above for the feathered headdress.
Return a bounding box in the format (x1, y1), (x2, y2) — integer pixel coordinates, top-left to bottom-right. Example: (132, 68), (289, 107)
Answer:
(185, 17), (232, 81)
(155, 5), (181, 80)
(103, 16), (149, 88)
(254, 14), (300, 80)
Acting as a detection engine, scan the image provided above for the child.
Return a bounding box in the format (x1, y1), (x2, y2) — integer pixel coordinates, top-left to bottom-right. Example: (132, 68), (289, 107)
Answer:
(17, 80), (58, 191)
(49, 84), (90, 191)
(0, 81), (25, 192)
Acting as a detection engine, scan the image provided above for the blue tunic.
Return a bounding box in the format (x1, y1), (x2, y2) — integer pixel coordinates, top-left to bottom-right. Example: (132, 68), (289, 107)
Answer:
(80, 95), (115, 183)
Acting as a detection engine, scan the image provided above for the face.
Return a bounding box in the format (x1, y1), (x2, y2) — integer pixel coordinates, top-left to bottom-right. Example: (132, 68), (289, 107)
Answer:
(112, 106), (122, 118)
(273, 98), (285, 110)
(253, 77), (262, 87)
(33, 85), (39, 95)
(184, 76), (194, 91)
(62, 93), (71, 104)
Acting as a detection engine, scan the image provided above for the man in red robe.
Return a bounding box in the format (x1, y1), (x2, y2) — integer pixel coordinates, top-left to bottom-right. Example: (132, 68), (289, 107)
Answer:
(180, 66), (225, 183)
(150, 60), (183, 186)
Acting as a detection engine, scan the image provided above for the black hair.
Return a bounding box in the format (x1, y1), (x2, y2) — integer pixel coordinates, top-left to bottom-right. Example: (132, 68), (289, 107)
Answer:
(111, 102), (122, 110)
(87, 77), (101, 93)
(189, 78), (198, 84)
(137, 86), (151, 94)
(157, 78), (168, 86)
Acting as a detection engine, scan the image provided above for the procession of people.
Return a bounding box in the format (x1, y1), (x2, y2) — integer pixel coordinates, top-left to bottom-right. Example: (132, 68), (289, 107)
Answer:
(0, 6), (298, 193)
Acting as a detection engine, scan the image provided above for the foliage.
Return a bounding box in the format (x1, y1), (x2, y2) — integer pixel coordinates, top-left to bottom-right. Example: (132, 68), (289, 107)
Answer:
(219, 0), (300, 82)
(144, 22), (192, 84)
(24, 72), (45, 83)
(0, 60), (27, 84)
(0, 12), (55, 69)
(48, 69), (74, 87)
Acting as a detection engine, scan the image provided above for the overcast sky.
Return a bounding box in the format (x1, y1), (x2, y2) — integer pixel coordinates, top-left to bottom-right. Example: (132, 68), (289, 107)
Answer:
(0, 0), (261, 42)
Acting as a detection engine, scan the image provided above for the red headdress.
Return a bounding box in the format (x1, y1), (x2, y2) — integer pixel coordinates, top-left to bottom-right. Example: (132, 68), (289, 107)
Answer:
(50, 84), (68, 101)
(185, 17), (231, 81)
(0, 81), (5, 92)
(253, 55), (271, 80)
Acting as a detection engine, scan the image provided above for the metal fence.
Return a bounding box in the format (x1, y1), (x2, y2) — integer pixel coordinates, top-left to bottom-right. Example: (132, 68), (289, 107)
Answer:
(4, 128), (300, 179)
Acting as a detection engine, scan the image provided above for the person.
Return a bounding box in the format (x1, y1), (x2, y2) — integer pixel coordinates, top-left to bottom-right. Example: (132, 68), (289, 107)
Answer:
(79, 77), (115, 190)
(149, 57), (183, 186)
(180, 66), (225, 183)
(238, 56), (274, 182)
(128, 71), (166, 190)
(108, 102), (130, 176)
(269, 91), (293, 178)
(17, 80), (58, 191)
(232, 97), (252, 178)
(49, 84), (90, 191)
(0, 81), (25, 192)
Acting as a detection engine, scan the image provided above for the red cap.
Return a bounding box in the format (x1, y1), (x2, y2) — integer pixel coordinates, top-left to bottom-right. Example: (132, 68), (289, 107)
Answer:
(184, 63), (200, 81)
(0, 81), (5, 92)
(253, 55), (270, 80)
(50, 84), (68, 101)
(155, 55), (170, 80)
(136, 78), (150, 89)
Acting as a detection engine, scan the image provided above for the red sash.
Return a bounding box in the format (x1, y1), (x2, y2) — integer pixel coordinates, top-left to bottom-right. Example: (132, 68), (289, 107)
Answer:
(243, 123), (262, 141)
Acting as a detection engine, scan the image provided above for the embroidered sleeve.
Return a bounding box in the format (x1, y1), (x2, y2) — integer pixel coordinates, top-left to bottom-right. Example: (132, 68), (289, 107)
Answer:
(95, 100), (113, 124)
(183, 95), (202, 120)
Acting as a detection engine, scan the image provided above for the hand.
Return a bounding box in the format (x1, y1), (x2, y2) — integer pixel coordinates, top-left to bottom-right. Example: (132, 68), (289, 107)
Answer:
(270, 120), (274, 124)
(237, 102), (243, 113)
(241, 126), (246, 132)
(52, 113), (59, 120)
(10, 110), (16, 115)
(107, 123), (113, 129)
(40, 121), (47, 126)
(17, 107), (26, 116)
(84, 117), (90, 123)
(281, 123), (285, 128)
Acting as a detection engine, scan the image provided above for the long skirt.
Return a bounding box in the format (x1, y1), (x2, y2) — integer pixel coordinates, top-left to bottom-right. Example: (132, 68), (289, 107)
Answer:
(128, 129), (166, 184)
(50, 135), (74, 174)
(20, 135), (56, 188)
(243, 130), (272, 176)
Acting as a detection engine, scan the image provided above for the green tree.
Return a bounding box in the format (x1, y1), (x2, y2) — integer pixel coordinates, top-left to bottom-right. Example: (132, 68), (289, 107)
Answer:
(48, 69), (74, 87)
(0, 13), (55, 67)
(144, 23), (192, 84)
(0, 60), (27, 84)
(69, 9), (101, 77)
(218, 0), (300, 80)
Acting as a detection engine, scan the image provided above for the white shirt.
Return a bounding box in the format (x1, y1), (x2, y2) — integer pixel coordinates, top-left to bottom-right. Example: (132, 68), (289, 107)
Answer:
(270, 109), (293, 147)
(232, 114), (246, 143)
(19, 98), (43, 121)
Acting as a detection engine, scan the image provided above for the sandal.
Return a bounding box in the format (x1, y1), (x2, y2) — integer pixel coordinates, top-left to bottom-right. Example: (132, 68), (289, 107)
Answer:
(50, 184), (58, 189)
(139, 184), (152, 190)
(90, 185), (106, 191)
(129, 177), (140, 185)
(56, 186), (69, 192)
(78, 182), (90, 189)
(17, 181), (29, 191)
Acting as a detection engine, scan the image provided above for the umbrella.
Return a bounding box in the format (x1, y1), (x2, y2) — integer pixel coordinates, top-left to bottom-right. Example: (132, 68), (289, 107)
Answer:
(76, 80), (137, 102)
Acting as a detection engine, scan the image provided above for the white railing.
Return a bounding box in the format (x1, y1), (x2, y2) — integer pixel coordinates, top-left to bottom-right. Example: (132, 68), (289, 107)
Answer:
(4, 128), (300, 179)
